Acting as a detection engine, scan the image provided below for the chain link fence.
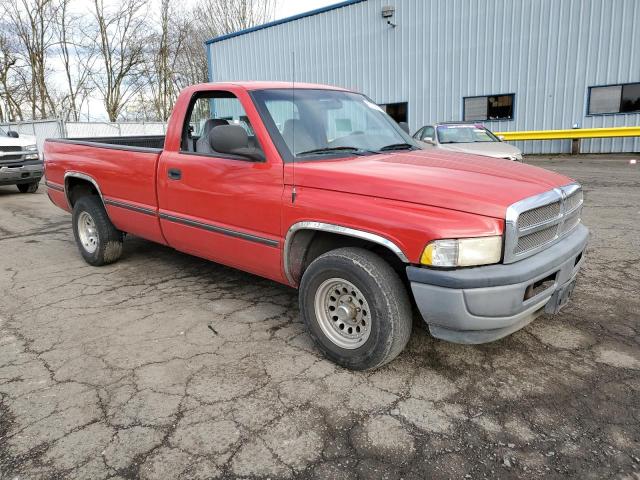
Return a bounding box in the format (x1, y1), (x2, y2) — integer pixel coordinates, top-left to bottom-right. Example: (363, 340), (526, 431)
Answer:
(0, 119), (168, 152)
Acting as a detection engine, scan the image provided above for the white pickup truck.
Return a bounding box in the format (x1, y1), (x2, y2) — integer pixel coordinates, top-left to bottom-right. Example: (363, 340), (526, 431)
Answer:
(0, 127), (42, 193)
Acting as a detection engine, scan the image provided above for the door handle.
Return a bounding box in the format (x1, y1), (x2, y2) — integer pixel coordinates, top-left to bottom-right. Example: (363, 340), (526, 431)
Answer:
(168, 168), (182, 180)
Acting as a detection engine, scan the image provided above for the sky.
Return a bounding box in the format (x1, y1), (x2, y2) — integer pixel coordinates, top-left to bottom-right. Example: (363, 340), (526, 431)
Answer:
(275, 0), (336, 18)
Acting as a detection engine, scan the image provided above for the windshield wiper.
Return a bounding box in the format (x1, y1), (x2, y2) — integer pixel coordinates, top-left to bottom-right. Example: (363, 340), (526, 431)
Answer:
(297, 146), (367, 156)
(378, 143), (416, 151)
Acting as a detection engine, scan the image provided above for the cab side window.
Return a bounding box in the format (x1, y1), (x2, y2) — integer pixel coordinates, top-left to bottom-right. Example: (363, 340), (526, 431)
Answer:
(182, 91), (262, 159)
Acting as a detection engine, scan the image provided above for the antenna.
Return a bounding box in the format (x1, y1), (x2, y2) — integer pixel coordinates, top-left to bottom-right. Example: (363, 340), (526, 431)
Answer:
(291, 50), (297, 203)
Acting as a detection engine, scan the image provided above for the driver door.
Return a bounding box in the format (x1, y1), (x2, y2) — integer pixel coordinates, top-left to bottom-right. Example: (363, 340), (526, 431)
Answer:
(157, 89), (285, 282)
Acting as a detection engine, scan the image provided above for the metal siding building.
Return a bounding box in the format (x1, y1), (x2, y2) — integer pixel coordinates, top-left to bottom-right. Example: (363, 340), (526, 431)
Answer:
(206, 0), (640, 154)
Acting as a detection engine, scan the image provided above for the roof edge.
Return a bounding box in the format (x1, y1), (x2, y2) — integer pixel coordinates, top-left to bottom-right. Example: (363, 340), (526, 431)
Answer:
(205, 0), (368, 45)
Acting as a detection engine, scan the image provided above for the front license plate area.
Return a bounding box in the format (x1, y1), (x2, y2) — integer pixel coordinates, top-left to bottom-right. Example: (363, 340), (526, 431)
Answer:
(546, 278), (577, 314)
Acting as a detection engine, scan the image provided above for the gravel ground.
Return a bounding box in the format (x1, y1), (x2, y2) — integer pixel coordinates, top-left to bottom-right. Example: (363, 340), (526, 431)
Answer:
(0, 154), (639, 479)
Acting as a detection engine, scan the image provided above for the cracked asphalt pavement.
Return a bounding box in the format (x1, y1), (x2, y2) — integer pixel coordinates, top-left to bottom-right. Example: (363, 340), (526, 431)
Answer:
(1, 155), (639, 479)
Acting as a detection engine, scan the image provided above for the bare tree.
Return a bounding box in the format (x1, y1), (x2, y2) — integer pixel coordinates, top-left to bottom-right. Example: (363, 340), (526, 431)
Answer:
(1, 0), (59, 119)
(54, 0), (96, 121)
(144, 0), (187, 120)
(1, 0), (277, 122)
(90, 0), (150, 121)
(154, 0), (173, 120)
(1, 0), (95, 121)
(171, 11), (210, 89)
(194, 0), (277, 37)
(162, 0), (276, 104)
(0, 30), (25, 121)
(144, 0), (276, 121)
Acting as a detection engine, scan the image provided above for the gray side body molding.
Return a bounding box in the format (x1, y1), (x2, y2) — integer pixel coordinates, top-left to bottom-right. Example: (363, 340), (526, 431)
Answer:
(283, 221), (409, 285)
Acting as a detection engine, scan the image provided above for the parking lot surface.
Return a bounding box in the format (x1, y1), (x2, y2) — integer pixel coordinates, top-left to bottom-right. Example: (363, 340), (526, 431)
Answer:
(1, 155), (639, 479)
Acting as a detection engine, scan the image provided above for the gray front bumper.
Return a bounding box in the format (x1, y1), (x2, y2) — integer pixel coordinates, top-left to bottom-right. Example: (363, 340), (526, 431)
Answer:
(0, 164), (43, 185)
(407, 224), (589, 344)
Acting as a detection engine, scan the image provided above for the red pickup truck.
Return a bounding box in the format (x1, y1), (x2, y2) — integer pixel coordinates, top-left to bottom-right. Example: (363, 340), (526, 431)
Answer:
(44, 82), (588, 370)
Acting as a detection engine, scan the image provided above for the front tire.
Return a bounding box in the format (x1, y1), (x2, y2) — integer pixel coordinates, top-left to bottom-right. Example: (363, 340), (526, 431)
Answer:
(17, 181), (39, 193)
(299, 247), (412, 370)
(72, 196), (123, 266)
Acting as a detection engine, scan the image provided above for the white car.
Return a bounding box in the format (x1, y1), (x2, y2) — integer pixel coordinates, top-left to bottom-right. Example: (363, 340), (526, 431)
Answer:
(413, 122), (523, 161)
(0, 127), (42, 193)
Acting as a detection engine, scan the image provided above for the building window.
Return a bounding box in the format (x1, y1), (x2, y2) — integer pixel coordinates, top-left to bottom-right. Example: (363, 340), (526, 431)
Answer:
(588, 82), (640, 114)
(380, 102), (408, 124)
(463, 94), (515, 121)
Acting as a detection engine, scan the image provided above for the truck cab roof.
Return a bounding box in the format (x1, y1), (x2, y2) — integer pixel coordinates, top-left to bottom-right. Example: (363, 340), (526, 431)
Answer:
(193, 81), (351, 92)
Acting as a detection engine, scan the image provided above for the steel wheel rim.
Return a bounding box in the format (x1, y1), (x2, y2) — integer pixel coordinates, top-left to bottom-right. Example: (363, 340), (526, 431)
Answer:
(314, 277), (371, 349)
(77, 211), (99, 254)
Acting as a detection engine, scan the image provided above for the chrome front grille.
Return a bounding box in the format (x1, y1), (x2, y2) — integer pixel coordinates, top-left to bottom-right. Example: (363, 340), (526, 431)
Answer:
(564, 190), (583, 213)
(561, 206), (582, 234)
(516, 224), (559, 253)
(504, 184), (583, 263)
(0, 146), (23, 162)
(517, 201), (561, 228)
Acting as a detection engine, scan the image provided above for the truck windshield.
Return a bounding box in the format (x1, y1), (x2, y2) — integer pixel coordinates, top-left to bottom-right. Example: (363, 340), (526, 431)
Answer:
(437, 125), (499, 144)
(0, 127), (7, 137)
(252, 89), (418, 160)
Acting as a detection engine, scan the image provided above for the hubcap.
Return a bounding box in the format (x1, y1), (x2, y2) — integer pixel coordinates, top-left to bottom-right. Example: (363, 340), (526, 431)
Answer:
(314, 278), (371, 349)
(77, 211), (99, 254)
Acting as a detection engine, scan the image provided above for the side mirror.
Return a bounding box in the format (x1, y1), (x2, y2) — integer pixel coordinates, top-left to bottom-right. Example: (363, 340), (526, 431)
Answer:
(7, 130), (19, 138)
(210, 125), (264, 162)
(398, 122), (410, 134)
(422, 137), (436, 145)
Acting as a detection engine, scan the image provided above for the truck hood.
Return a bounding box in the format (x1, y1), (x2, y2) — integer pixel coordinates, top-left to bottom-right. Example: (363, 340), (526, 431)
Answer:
(0, 133), (37, 148)
(438, 142), (522, 159)
(292, 149), (573, 219)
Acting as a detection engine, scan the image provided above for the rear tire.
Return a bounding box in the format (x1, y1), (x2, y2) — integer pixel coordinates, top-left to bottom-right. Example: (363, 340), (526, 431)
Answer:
(72, 196), (123, 266)
(299, 247), (412, 370)
(17, 181), (39, 193)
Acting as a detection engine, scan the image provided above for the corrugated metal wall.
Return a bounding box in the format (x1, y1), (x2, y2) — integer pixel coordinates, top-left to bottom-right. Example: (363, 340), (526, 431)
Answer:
(208, 0), (640, 154)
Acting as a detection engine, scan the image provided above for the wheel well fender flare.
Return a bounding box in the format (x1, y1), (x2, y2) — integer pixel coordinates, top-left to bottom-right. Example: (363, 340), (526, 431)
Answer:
(63, 172), (106, 210)
(283, 221), (409, 285)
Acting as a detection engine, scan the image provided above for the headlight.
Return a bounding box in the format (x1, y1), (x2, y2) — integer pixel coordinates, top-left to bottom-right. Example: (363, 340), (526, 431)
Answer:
(25, 144), (39, 160)
(420, 236), (502, 267)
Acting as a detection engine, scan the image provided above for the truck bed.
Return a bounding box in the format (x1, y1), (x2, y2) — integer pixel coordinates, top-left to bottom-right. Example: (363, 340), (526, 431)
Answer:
(49, 135), (165, 152)
(44, 135), (165, 244)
